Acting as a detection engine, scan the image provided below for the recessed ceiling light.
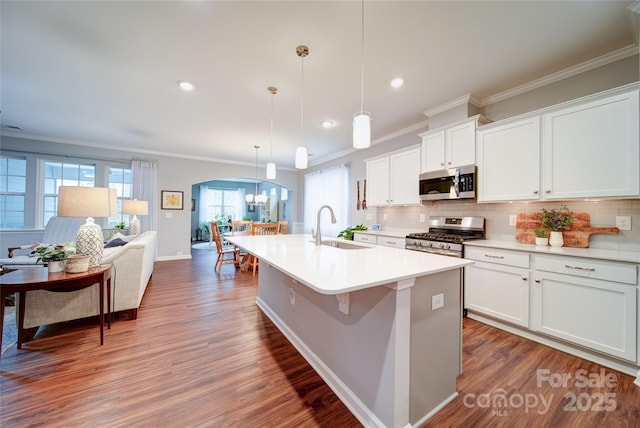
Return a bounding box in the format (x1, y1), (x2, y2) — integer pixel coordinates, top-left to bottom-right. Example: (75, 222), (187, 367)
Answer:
(178, 81), (195, 91)
(390, 78), (404, 88)
(322, 120), (335, 128)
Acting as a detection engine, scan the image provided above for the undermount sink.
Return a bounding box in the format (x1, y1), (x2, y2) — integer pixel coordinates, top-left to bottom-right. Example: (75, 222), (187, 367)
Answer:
(316, 240), (371, 250)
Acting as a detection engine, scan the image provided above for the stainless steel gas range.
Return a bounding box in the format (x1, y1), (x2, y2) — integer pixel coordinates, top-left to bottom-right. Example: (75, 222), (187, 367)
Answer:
(405, 216), (485, 258)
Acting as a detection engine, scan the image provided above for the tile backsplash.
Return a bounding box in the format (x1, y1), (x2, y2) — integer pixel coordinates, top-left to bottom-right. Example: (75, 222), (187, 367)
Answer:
(364, 199), (640, 252)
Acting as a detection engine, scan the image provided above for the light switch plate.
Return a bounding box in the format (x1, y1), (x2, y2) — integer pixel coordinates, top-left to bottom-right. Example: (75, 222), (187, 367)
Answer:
(509, 215), (517, 226)
(616, 216), (631, 231)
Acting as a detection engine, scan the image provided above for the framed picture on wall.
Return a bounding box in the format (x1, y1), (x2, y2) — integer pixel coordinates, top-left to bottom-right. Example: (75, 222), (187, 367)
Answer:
(161, 190), (184, 210)
(191, 198), (196, 211)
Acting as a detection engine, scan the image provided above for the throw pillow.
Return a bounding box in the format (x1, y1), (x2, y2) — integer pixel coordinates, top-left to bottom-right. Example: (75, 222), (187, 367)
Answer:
(104, 238), (127, 248)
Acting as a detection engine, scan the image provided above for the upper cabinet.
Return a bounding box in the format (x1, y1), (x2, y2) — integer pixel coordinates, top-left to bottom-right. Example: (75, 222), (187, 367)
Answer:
(365, 145), (421, 207)
(477, 86), (639, 202)
(542, 91), (639, 200)
(419, 115), (491, 173)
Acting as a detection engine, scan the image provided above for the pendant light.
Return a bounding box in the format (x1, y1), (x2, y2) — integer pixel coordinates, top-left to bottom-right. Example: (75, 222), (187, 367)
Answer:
(353, 0), (371, 149)
(247, 145), (268, 205)
(295, 45), (309, 169)
(266, 86), (277, 180)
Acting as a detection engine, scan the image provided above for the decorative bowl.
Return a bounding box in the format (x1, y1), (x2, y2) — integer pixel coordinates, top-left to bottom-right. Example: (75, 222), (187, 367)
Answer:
(65, 254), (90, 273)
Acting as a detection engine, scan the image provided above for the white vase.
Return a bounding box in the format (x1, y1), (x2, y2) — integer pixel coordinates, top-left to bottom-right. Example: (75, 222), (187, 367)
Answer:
(535, 237), (548, 247)
(549, 231), (564, 247)
(47, 260), (66, 273)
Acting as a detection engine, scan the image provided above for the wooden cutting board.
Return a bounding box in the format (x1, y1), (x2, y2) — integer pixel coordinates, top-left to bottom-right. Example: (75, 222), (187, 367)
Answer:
(515, 212), (619, 248)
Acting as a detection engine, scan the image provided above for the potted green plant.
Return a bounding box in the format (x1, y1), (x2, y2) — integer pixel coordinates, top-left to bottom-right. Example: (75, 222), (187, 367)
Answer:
(35, 244), (74, 272)
(200, 222), (210, 241)
(539, 205), (573, 247)
(337, 224), (368, 241)
(533, 228), (549, 246)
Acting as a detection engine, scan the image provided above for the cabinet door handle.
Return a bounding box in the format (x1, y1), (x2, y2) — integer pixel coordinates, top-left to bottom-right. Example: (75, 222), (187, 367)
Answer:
(521, 275), (528, 281)
(448, 161), (452, 165)
(545, 189), (551, 194)
(440, 162), (444, 166)
(564, 264), (596, 272)
(534, 279), (541, 283)
(484, 254), (504, 259)
(533, 190), (539, 195)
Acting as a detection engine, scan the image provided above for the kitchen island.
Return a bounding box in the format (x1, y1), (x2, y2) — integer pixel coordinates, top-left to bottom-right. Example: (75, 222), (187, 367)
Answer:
(225, 234), (473, 428)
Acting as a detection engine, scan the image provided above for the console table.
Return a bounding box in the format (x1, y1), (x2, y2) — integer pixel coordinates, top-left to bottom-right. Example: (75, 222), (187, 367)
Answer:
(0, 264), (112, 353)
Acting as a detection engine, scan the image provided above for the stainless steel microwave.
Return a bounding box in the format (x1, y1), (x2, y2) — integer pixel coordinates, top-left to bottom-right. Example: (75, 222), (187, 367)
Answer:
(419, 165), (476, 201)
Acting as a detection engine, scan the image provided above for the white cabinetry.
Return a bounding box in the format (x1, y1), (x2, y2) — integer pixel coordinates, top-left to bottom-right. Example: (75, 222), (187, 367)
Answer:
(464, 246), (530, 327)
(477, 87), (639, 202)
(477, 117), (541, 202)
(531, 255), (637, 362)
(365, 146), (421, 206)
(542, 91), (639, 199)
(354, 232), (405, 249)
(420, 116), (490, 173)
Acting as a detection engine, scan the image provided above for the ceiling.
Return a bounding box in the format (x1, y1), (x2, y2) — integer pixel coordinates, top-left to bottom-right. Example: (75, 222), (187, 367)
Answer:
(1, 1), (638, 170)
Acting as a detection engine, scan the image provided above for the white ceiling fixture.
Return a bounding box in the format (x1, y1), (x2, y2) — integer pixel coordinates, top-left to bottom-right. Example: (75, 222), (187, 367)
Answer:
(178, 81), (194, 91)
(322, 120), (335, 128)
(295, 45), (309, 170)
(353, 0), (371, 150)
(266, 86), (277, 180)
(390, 78), (404, 88)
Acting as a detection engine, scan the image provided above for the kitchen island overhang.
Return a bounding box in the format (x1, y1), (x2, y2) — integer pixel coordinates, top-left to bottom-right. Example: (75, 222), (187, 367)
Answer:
(225, 234), (473, 428)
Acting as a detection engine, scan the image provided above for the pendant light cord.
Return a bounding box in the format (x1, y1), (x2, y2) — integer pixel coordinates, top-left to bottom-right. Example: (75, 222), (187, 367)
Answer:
(360, 0), (365, 114)
(300, 55), (305, 142)
(270, 92), (274, 160)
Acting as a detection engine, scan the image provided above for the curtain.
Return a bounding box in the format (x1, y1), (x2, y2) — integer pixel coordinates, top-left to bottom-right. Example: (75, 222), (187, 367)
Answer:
(303, 163), (351, 237)
(199, 185), (209, 226)
(131, 160), (157, 232)
(238, 188), (247, 219)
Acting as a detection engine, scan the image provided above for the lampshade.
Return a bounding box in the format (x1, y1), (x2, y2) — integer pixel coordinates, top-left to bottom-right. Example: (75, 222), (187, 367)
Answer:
(122, 199), (148, 235)
(295, 146), (308, 169)
(122, 199), (149, 216)
(58, 186), (114, 268)
(353, 112), (371, 149)
(58, 186), (114, 218)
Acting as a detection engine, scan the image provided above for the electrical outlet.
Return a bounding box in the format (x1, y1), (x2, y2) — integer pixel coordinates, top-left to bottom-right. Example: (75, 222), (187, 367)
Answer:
(289, 288), (295, 306)
(383, 213), (388, 221)
(419, 214), (426, 222)
(431, 293), (444, 310)
(616, 216), (631, 231)
(509, 215), (517, 226)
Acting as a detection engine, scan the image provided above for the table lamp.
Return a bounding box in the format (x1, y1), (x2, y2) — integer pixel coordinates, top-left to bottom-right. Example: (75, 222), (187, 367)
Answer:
(122, 199), (149, 235)
(58, 187), (117, 267)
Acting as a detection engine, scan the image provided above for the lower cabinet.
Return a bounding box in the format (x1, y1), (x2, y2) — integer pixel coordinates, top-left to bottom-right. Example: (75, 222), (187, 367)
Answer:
(354, 232), (406, 249)
(465, 245), (639, 365)
(531, 255), (637, 362)
(464, 247), (530, 327)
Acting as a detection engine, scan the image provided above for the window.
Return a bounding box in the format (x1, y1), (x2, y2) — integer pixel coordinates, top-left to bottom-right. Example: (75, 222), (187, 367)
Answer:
(108, 166), (132, 226)
(0, 156), (27, 228)
(199, 187), (243, 224)
(304, 164), (351, 237)
(42, 161), (95, 226)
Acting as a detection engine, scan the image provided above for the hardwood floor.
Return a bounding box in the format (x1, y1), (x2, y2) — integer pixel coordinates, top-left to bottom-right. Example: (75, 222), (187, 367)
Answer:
(1, 249), (639, 427)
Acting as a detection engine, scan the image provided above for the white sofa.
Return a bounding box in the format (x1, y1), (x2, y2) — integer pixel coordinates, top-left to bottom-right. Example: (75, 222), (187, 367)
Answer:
(17, 231), (157, 330)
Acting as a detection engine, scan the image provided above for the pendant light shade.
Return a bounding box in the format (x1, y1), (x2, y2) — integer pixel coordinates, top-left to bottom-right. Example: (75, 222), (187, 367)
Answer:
(266, 86), (277, 180)
(295, 45), (309, 169)
(353, 111), (371, 149)
(353, 0), (371, 149)
(295, 146), (308, 169)
(266, 162), (276, 180)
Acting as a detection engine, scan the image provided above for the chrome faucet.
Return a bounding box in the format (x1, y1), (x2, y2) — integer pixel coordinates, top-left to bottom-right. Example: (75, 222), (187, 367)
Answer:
(315, 205), (337, 245)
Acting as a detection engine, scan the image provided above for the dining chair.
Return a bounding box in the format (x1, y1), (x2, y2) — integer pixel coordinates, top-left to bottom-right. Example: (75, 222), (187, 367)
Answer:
(246, 222), (279, 275)
(210, 221), (240, 273)
(277, 221), (289, 235)
(231, 220), (252, 269)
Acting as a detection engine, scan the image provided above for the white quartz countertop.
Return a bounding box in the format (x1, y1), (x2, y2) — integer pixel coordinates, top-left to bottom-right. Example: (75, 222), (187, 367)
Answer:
(464, 240), (640, 264)
(225, 234), (472, 295)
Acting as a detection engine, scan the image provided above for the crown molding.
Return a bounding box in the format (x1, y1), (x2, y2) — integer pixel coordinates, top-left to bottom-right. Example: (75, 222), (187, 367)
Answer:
(422, 93), (480, 118)
(479, 44), (639, 107)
